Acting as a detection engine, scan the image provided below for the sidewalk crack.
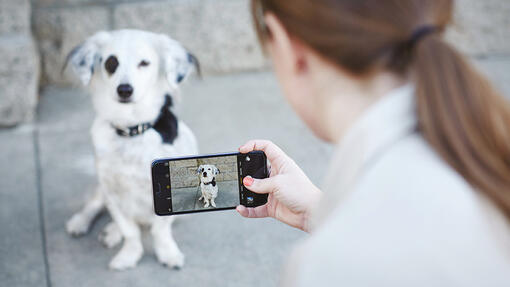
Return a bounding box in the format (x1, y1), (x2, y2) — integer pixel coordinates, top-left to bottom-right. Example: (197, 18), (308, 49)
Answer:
(33, 128), (52, 287)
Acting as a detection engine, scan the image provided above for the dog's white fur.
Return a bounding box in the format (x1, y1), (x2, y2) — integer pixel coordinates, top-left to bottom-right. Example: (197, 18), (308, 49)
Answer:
(197, 165), (220, 208)
(64, 29), (198, 270)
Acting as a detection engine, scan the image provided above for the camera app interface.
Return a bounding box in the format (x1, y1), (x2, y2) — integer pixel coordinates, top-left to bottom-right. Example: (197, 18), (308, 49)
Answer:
(168, 155), (240, 212)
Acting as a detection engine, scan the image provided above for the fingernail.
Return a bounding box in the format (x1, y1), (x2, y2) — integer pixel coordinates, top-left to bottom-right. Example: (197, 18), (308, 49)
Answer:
(243, 176), (254, 187)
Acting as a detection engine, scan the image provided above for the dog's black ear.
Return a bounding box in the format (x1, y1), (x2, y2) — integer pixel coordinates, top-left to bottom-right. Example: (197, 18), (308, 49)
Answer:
(215, 168), (220, 175)
(196, 166), (203, 174)
(185, 53), (201, 81)
(158, 34), (199, 90)
(63, 31), (111, 86)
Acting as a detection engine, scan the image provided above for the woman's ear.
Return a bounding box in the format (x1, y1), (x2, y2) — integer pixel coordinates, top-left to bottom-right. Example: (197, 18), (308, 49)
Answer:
(264, 13), (308, 75)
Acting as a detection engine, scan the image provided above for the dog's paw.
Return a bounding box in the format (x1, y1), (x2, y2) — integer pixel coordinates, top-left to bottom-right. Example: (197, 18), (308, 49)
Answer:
(66, 214), (90, 236)
(204, 202), (210, 208)
(211, 201), (216, 208)
(99, 222), (123, 249)
(108, 241), (143, 271)
(155, 246), (185, 269)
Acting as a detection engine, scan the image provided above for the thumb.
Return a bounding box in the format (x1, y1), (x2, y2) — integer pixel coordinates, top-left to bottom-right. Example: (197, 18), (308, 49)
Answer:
(243, 176), (279, 194)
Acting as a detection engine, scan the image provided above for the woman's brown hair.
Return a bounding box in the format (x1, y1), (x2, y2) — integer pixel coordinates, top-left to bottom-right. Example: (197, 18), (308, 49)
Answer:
(252, 0), (510, 217)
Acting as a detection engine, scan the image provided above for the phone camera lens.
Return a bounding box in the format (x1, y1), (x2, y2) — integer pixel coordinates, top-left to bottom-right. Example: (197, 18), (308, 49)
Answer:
(246, 156), (251, 162)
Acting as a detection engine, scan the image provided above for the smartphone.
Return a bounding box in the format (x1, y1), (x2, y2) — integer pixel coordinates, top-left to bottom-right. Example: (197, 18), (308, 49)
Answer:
(152, 151), (268, 216)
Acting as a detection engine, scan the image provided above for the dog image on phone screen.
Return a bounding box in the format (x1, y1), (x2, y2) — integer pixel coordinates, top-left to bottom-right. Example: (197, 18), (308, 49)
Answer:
(63, 29), (199, 270)
(197, 165), (220, 208)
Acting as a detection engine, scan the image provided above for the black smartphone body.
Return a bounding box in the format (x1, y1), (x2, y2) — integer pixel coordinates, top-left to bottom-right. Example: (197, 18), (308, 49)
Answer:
(152, 151), (268, 216)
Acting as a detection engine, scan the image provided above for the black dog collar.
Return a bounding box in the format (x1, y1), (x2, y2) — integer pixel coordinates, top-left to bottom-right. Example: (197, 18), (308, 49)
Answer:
(111, 94), (177, 142)
(203, 179), (216, 187)
(112, 122), (153, 137)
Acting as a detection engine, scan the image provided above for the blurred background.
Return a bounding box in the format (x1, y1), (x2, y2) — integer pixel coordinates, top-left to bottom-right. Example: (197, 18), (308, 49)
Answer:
(1, 0), (509, 286)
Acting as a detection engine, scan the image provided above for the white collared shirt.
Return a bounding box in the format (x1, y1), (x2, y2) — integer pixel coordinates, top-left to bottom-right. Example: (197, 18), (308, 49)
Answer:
(283, 85), (510, 286)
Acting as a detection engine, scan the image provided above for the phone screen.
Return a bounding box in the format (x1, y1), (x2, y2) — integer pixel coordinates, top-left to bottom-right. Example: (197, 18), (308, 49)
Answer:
(152, 152), (268, 216)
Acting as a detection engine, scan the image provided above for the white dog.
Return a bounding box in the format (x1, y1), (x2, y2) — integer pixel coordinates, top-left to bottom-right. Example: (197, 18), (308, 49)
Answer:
(197, 165), (220, 208)
(64, 29), (199, 270)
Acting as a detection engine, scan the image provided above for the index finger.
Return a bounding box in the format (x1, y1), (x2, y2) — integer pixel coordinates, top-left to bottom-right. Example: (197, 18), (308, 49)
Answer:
(236, 204), (269, 219)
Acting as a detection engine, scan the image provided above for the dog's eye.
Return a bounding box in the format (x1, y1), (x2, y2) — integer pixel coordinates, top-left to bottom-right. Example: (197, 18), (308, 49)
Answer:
(105, 55), (119, 75)
(138, 60), (150, 68)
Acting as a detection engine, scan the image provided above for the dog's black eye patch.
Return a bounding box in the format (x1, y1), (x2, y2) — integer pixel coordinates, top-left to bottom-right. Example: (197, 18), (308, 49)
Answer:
(105, 55), (119, 75)
(138, 60), (150, 68)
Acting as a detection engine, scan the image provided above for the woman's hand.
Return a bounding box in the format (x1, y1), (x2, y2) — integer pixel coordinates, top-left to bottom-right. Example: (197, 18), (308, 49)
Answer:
(236, 140), (321, 232)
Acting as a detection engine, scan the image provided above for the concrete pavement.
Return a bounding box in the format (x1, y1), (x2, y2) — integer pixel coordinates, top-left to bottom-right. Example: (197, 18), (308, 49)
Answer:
(172, 181), (239, 212)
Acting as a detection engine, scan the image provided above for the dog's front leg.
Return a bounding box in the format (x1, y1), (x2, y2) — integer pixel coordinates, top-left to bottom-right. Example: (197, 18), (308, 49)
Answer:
(151, 216), (184, 269)
(104, 194), (143, 271)
(211, 197), (217, 208)
(198, 186), (204, 202)
(66, 186), (105, 236)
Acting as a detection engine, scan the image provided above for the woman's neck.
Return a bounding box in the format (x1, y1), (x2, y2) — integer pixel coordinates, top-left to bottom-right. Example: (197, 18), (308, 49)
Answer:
(314, 67), (408, 144)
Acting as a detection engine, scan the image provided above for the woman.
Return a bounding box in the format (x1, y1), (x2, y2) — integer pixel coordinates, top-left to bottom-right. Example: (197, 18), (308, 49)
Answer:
(236, 0), (510, 285)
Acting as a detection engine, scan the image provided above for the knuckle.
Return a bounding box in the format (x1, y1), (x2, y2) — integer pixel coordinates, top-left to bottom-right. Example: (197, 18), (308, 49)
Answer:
(265, 140), (276, 148)
(258, 139), (271, 147)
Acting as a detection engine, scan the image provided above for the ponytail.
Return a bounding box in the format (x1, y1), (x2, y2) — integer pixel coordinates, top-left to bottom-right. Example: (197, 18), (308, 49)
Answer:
(414, 35), (510, 216)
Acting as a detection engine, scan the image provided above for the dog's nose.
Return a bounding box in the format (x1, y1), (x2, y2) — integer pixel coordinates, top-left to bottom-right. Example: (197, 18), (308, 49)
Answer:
(203, 172), (207, 177)
(117, 84), (133, 100)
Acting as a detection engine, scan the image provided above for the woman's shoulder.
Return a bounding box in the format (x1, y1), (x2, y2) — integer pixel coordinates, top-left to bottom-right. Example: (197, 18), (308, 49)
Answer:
(357, 132), (474, 200)
(283, 133), (510, 286)
(351, 132), (502, 227)
(340, 132), (490, 224)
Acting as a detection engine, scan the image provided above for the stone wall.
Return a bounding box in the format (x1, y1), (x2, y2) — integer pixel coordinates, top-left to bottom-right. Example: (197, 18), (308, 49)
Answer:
(31, 0), (510, 87)
(446, 0), (510, 56)
(170, 155), (238, 189)
(32, 0), (266, 86)
(0, 0), (40, 127)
